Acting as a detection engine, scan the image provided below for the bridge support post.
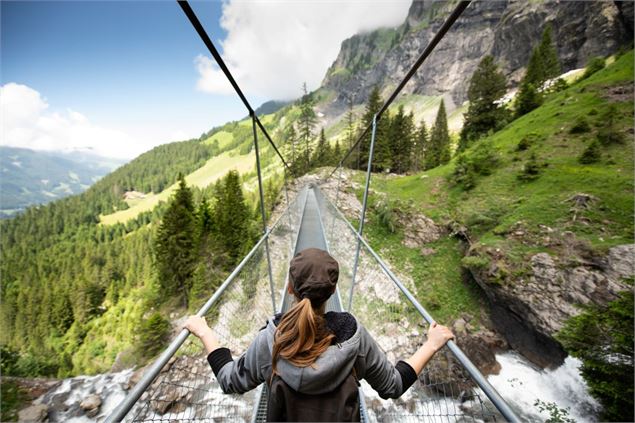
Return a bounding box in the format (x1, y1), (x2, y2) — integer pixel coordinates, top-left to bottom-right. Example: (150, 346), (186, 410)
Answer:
(330, 165), (344, 240)
(347, 114), (377, 312)
(252, 115), (277, 313)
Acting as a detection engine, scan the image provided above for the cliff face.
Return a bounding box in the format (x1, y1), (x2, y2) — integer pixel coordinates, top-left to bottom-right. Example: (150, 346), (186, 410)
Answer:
(466, 244), (634, 368)
(321, 0), (633, 113)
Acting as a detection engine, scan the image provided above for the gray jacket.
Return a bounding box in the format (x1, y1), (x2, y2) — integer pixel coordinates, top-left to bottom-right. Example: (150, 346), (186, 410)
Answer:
(212, 314), (415, 399)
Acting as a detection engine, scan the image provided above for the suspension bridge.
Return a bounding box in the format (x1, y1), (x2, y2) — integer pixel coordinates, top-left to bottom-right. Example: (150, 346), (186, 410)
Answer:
(106, 1), (521, 421)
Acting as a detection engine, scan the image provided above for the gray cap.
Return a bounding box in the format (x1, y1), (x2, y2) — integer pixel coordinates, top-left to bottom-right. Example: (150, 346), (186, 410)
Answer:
(289, 248), (339, 305)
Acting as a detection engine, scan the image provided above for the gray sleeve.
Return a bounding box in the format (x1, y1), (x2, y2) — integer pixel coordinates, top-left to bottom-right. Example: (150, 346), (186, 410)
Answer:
(354, 325), (407, 399)
(215, 329), (271, 394)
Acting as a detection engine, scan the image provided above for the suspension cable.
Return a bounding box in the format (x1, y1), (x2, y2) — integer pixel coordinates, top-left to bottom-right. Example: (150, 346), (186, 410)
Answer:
(178, 0), (292, 172)
(329, 1), (471, 178)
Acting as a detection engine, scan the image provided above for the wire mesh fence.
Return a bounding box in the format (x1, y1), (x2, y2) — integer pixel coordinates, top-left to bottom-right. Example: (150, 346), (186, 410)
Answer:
(117, 181), (500, 422)
(123, 189), (304, 422)
(315, 184), (500, 422)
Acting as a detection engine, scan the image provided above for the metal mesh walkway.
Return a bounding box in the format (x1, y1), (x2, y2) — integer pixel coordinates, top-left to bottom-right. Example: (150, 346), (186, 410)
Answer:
(253, 187), (354, 422)
(108, 185), (513, 422)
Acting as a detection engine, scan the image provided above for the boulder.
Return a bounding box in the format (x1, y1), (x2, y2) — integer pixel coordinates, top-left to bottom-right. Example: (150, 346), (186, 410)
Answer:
(397, 211), (443, 247)
(18, 404), (49, 422)
(80, 394), (102, 417)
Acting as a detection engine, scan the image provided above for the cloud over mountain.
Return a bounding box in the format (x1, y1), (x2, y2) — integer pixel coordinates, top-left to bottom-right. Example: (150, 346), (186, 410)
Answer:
(195, 0), (410, 100)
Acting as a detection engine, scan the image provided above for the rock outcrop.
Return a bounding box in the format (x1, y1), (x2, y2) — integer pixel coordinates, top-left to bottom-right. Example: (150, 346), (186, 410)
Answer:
(321, 0), (633, 116)
(465, 243), (635, 368)
(79, 394), (102, 418)
(18, 404), (49, 422)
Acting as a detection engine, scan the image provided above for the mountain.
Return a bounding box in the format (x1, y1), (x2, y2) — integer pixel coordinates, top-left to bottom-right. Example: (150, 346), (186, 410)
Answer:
(321, 1), (633, 116)
(0, 147), (125, 218)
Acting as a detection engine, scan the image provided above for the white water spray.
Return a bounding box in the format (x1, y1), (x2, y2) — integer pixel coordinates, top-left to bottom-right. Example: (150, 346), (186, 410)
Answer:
(488, 352), (600, 422)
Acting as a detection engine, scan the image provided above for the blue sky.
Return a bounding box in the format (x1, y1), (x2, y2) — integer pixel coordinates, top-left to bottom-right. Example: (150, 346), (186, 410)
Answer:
(1, 1), (410, 159)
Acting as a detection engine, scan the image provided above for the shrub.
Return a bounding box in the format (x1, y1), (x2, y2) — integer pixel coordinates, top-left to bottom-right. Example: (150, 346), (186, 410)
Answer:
(374, 199), (398, 234)
(1, 380), (28, 422)
(534, 399), (575, 423)
(136, 313), (171, 360)
(557, 290), (634, 422)
(517, 132), (543, 151)
(451, 141), (500, 190)
(547, 77), (568, 94)
(569, 117), (591, 134)
(579, 140), (601, 164)
(580, 56), (605, 80)
(515, 81), (543, 118)
(597, 105), (624, 145)
(517, 153), (542, 181)
(461, 255), (490, 270)
(452, 154), (478, 190)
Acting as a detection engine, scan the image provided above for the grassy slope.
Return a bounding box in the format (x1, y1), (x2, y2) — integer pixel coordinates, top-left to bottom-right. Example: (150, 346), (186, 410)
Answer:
(361, 52), (633, 323)
(100, 151), (255, 225)
(99, 89), (454, 226)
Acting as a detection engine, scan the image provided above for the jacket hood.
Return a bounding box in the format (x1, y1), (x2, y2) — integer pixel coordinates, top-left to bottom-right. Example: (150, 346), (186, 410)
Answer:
(263, 315), (361, 395)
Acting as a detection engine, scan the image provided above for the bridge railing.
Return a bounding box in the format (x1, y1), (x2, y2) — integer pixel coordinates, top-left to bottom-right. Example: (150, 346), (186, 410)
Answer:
(315, 185), (519, 422)
(105, 186), (305, 422)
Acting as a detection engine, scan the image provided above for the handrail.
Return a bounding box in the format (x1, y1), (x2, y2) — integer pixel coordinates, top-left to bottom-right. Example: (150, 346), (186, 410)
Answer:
(329, 1), (471, 178)
(105, 194), (301, 423)
(314, 187), (520, 423)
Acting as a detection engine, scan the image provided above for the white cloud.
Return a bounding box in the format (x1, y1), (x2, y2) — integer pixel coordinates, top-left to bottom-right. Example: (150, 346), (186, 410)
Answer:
(195, 0), (410, 100)
(0, 83), (147, 159)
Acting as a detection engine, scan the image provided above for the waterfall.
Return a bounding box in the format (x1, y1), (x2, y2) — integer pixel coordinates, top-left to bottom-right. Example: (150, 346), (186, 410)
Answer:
(488, 352), (600, 422)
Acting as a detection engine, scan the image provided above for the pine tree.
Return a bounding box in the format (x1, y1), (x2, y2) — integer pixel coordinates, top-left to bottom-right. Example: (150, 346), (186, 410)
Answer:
(459, 56), (509, 150)
(425, 100), (451, 169)
(298, 82), (317, 173)
(196, 197), (213, 241)
(358, 87), (384, 171)
(524, 46), (546, 87)
(285, 124), (298, 171)
(213, 171), (251, 265)
(539, 25), (560, 81)
(313, 128), (328, 167)
(344, 97), (356, 169)
(333, 140), (342, 166)
(387, 106), (415, 173)
(514, 25), (559, 118)
(371, 109), (391, 172)
(412, 120), (429, 172)
(514, 81), (542, 118)
(154, 175), (196, 306)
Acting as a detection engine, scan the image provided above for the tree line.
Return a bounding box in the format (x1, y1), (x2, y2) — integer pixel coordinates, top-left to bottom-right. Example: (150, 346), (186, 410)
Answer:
(283, 25), (564, 178)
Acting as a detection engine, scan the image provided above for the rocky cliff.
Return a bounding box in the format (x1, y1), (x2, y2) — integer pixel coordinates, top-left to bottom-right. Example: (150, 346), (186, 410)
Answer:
(465, 241), (634, 368)
(321, 0), (633, 114)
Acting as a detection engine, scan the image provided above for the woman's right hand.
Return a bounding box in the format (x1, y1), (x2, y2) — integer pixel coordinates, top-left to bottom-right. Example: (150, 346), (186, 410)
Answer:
(426, 322), (454, 352)
(184, 315), (212, 339)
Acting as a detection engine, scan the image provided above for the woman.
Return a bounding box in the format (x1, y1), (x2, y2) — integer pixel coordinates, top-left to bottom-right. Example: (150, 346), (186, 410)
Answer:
(185, 247), (454, 421)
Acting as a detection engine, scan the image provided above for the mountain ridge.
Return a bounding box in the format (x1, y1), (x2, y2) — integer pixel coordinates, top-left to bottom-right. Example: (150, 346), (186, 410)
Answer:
(321, 0), (633, 116)
(0, 146), (125, 218)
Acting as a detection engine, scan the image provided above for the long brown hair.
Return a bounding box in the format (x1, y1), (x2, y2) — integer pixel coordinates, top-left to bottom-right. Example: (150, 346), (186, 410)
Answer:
(271, 298), (335, 373)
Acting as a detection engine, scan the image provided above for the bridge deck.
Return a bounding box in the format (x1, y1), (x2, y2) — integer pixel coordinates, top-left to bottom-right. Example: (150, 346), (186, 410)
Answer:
(254, 187), (354, 422)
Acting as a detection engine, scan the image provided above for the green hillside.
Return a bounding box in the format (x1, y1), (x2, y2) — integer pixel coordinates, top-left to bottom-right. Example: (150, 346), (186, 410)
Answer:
(1, 46), (631, 384)
(359, 51), (633, 323)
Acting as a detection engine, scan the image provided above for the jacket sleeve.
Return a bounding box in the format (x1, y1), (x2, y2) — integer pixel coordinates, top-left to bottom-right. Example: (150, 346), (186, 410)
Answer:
(354, 325), (417, 399)
(207, 328), (271, 394)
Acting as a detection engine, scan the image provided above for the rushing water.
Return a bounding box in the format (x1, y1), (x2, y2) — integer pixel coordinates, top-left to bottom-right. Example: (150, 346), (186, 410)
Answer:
(37, 369), (133, 423)
(488, 352), (600, 422)
(35, 352), (600, 422)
